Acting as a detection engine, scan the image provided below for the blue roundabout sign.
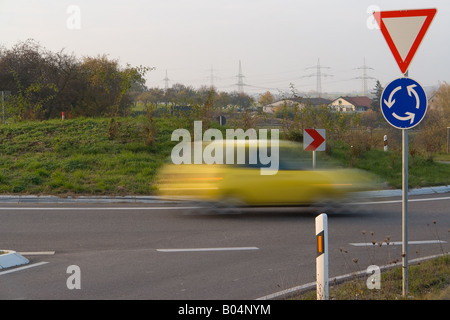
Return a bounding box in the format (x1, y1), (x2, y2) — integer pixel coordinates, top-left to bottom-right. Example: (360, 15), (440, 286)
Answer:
(380, 77), (428, 129)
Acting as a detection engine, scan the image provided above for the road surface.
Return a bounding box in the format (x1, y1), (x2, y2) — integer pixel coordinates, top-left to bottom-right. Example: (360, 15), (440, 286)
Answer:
(0, 192), (448, 299)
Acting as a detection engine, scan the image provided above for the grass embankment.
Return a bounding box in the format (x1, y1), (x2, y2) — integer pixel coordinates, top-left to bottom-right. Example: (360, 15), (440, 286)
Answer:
(0, 117), (176, 195)
(326, 142), (450, 189)
(0, 117), (449, 195)
(296, 255), (449, 300)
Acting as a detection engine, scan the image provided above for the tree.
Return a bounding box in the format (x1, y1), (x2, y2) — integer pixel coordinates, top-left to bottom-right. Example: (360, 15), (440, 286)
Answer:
(6, 70), (57, 121)
(215, 91), (231, 109)
(258, 91), (274, 106)
(112, 64), (151, 116)
(229, 91), (254, 109)
(137, 88), (165, 108)
(370, 80), (383, 114)
(413, 82), (450, 156)
(430, 81), (450, 119)
(0, 40), (48, 91)
(0, 40), (59, 120)
(43, 48), (83, 118)
(0, 40), (152, 120)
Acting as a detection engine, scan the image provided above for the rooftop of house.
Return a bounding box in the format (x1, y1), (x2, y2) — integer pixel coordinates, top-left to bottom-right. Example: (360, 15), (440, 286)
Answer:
(290, 97), (333, 106)
(334, 96), (373, 107)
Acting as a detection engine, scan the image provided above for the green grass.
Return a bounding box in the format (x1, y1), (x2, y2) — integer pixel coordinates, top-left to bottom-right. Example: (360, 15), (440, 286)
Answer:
(0, 117), (176, 195)
(0, 117), (449, 195)
(326, 141), (450, 189)
(435, 153), (450, 162)
(295, 255), (450, 300)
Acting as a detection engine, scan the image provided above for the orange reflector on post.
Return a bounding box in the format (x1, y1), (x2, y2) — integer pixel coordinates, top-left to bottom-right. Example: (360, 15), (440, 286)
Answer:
(317, 230), (325, 257)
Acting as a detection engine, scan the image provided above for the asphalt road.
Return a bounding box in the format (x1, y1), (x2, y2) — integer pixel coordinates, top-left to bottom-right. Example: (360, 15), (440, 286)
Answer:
(0, 192), (449, 300)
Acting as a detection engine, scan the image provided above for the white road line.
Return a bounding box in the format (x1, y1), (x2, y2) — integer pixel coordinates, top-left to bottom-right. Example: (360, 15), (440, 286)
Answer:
(350, 240), (447, 247)
(19, 251), (55, 255)
(0, 262), (49, 276)
(157, 247), (259, 253)
(353, 196), (450, 205)
(0, 196), (447, 210)
(0, 206), (199, 211)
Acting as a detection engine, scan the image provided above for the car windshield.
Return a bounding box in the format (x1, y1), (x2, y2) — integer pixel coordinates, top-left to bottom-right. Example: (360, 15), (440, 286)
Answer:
(170, 140), (317, 170)
(225, 142), (313, 170)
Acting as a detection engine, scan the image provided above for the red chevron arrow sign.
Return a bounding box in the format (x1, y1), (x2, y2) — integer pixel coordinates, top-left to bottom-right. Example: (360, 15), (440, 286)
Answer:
(304, 129), (326, 151)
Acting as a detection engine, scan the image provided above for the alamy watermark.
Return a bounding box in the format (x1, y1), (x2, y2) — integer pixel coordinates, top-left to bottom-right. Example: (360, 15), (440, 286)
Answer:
(367, 5), (381, 30)
(171, 121), (280, 175)
(366, 265), (381, 290)
(67, 5), (81, 30)
(66, 265), (81, 290)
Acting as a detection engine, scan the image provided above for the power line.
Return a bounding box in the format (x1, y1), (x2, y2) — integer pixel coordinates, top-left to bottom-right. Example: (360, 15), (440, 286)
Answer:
(163, 69), (170, 91)
(206, 65), (223, 89)
(235, 60), (248, 93)
(209, 65), (216, 88)
(157, 58), (377, 95)
(354, 57), (375, 96)
(301, 58), (333, 97)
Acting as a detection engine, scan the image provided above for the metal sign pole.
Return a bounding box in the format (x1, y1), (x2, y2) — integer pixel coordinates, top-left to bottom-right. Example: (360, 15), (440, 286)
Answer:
(401, 69), (409, 297)
(402, 128), (408, 296)
(312, 150), (316, 169)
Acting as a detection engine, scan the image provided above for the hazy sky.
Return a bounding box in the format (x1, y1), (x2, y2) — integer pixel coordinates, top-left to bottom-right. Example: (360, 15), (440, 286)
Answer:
(1, 0), (449, 95)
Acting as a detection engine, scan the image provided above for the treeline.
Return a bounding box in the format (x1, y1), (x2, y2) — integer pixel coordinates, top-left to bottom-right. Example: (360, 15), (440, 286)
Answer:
(0, 39), (149, 121)
(0, 40), (256, 121)
(137, 84), (254, 110)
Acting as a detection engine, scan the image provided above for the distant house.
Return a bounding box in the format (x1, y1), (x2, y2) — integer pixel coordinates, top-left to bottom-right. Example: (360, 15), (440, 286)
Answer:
(262, 99), (298, 114)
(291, 97), (332, 108)
(329, 96), (373, 112)
(262, 97), (332, 114)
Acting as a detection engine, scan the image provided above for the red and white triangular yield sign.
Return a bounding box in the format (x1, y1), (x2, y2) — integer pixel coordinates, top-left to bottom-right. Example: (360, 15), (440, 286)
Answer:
(373, 8), (437, 74)
(304, 129), (326, 151)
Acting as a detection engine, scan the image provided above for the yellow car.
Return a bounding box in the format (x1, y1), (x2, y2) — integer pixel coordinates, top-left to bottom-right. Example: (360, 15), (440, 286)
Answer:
(156, 139), (377, 211)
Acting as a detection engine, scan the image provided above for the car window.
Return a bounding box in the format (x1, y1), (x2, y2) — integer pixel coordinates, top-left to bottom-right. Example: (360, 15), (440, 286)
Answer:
(227, 144), (312, 170)
(172, 141), (314, 170)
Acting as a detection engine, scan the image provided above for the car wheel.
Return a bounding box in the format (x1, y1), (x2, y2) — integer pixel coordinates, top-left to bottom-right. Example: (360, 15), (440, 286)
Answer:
(211, 196), (245, 215)
(316, 200), (345, 214)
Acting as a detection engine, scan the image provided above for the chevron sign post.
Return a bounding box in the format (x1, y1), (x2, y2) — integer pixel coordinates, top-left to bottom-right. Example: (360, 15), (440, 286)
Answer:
(304, 129), (326, 169)
(304, 129), (326, 151)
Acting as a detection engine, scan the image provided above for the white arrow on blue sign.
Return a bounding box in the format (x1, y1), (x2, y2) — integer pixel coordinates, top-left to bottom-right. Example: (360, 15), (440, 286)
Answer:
(380, 77), (427, 129)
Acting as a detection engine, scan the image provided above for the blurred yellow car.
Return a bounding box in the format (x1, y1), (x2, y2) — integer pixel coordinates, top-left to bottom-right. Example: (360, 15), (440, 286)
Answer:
(156, 139), (378, 210)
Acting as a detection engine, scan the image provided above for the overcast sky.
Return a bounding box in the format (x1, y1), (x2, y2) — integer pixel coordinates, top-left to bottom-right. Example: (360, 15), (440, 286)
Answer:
(0, 0), (448, 96)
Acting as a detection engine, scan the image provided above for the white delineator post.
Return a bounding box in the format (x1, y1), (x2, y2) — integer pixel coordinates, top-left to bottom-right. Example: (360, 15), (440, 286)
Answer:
(315, 213), (329, 300)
